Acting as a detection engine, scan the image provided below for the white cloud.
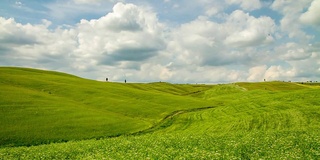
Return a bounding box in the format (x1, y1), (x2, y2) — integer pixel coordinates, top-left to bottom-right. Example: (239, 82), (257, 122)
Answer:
(75, 2), (166, 66)
(264, 66), (284, 80)
(73, 0), (102, 4)
(224, 10), (275, 47)
(1, 1), (319, 83)
(226, 0), (262, 11)
(0, 2), (169, 81)
(0, 17), (78, 72)
(198, 0), (225, 17)
(205, 7), (219, 16)
(44, 0), (114, 24)
(0, 18), (37, 45)
(270, 42), (320, 81)
(15, 1), (23, 7)
(167, 18), (221, 66)
(247, 65), (267, 81)
(272, 0), (314, 40)
(300, 0), (320, 26)
(280, 43), (312, 61)
(167, 10), (276, 69)
(72, 0), (125, 5)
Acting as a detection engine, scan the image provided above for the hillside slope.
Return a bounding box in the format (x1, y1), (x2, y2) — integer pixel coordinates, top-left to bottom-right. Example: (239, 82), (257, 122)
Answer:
(0, 67), (213, 146)
(1, 67), (320, 159)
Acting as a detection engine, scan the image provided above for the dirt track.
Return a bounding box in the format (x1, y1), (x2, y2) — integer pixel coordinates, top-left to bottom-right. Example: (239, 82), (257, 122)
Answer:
(132, 106), (215, 135)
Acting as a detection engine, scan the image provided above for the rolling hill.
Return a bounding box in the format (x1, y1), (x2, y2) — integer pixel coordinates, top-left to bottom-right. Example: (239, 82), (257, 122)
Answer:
(0, 67), (320, 159)
(0, 67), (214, 146)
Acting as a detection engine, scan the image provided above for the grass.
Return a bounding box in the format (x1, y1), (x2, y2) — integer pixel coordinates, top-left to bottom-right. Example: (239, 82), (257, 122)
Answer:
(236, 81), (308, 91)
(0, 67), (320, 159)
(0, 67), (213, 147)
(1, 131), (319, 159)
(155, 87), (320, 134)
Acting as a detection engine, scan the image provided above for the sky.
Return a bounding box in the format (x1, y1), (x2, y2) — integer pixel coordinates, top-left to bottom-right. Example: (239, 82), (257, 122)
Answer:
(0, 0), (319, 83)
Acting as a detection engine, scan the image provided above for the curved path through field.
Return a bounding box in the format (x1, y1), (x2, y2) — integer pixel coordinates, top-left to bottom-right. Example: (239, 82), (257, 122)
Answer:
(131, 106), (215, 135)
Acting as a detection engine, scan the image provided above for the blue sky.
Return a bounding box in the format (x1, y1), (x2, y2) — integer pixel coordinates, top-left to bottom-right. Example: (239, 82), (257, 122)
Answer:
(0, 0), (319, 83)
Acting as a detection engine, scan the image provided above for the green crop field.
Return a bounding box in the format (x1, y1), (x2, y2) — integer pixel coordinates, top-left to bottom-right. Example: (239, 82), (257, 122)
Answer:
(1, 67), (320, 159)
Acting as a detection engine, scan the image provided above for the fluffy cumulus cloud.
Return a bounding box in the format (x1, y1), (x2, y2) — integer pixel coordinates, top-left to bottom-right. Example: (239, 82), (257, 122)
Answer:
(271, 0), (314, 40)
(0, 17), (77, 69)
(300, 0), (320, 26)
(168, 10), (275, 68)
(0, 1), (319, 83)
(0, 2), (168, 81)
(75, 3), (165, 67)
(247, 65), (267, 81)
(224, 10), (275, 47)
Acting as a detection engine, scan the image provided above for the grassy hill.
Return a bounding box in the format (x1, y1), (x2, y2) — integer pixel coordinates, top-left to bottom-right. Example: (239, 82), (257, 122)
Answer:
(1, 67), (320, 159)
(0, 67), (214, 146)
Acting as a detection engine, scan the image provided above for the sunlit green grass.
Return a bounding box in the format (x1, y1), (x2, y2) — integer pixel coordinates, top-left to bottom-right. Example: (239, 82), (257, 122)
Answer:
(156, 86), (320, 134)
(1, 67), (320, 159)
(0, 67), (213, 147)
(1, 131), (319, 159)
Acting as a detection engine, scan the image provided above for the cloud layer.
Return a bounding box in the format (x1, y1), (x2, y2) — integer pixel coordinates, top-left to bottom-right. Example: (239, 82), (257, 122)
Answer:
(0, 1), (319, 83)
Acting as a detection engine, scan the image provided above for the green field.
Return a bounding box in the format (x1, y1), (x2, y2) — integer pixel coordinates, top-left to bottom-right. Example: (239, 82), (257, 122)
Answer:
(1, 67), (320, 159)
